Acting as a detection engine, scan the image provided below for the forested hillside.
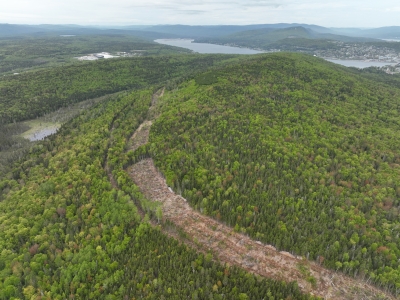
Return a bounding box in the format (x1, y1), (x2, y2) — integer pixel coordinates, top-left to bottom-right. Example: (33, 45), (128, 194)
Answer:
(0, 88), (315, 299)
(195, 26), (375, 51)
(351, 66), (400, 90)
(0, 54), (243, 124)
(0, 35), (189, 75)
(145, 53), (400, 295)
(1, 50), (400, 299)
(0, 53), (247, 188)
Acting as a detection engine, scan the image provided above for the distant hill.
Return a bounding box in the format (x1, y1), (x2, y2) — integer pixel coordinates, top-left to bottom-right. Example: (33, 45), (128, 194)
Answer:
(220, 26), (312, 43)
(359, 26), (400, 39)
(194, 26), (377, 50)
(0, 24), (179, 39)
(0, 24), (49, 36)
(0, 23), (390, 49)
(141, 23), (334, 38)
(330, 26), (400, 39)
(0, 23), (336, 39)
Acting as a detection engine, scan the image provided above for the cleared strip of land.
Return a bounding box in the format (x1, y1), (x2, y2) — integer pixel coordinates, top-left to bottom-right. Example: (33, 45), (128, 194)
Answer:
(128, 156), (394, 300)
(125, 90), (394, 300)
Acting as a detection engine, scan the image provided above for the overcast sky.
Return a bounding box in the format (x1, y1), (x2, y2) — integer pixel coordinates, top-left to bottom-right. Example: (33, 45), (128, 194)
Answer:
(1, 0), (399, 28)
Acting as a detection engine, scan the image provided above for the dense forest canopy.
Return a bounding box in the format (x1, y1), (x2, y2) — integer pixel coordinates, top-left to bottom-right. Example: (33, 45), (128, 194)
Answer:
(146, 53), (400, 294)
(1, 39), (400, 298)
(0, 52), (247, 193)
(0, 88), (316, 300)
(0, 35), (190, 75)
(194, 26), (377, 51)
(0, 54), (245, 124)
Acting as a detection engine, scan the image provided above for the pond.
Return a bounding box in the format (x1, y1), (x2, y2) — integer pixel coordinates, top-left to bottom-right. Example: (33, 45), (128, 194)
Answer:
(25, 126), (59, 141)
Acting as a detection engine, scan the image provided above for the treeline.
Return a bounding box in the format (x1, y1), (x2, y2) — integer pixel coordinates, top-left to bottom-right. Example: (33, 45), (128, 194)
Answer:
(0, 89), (316, 299)
(0, 122), (31, 176)
(147, 53), (400, 294)
(0, 95), (109, 178)
(350, 67), (400, 90)
(196, 27), (341, 52)
(0, 35), (190, 75)
(267, 38), (340, 52)
(0, 54), (242, 124)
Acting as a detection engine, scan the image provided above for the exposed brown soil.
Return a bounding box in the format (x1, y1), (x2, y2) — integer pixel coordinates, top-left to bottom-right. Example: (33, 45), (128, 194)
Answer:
(128, 121), (152, 152)
(128, 159), (393, 300)
(124, 89), (395, 300)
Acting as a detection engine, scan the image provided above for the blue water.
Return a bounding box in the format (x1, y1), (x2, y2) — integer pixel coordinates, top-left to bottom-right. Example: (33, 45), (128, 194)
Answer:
(28, 127), (58, 141)
(156, 39), (397, 68)
(325, 59), (397, 68)
(155, 39), (263, 55)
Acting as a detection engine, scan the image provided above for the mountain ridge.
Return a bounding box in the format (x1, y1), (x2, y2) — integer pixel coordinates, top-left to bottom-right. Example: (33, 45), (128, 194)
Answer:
(2, 23), (400, 40)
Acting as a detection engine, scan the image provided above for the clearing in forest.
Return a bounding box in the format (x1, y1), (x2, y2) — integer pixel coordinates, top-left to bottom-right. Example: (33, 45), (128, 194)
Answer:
(125, 90), (394, 300)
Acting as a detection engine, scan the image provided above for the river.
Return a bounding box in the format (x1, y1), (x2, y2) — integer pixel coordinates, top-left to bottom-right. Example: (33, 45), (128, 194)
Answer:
(155, 39), (397, 68)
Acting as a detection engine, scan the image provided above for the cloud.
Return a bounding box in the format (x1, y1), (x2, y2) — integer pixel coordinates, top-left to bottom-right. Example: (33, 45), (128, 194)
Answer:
(127, 0), (283, 10)
(240, 0), (283, 8)
(385, 6), (400, 12)
(1, 0), (400, 27)
(176, 10), (207, 15)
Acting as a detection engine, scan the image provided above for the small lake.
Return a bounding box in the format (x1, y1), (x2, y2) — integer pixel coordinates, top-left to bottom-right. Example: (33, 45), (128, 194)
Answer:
(26, 127), (58, 141)
(155, 39), (264, 54)
(325, 59), (397, 68)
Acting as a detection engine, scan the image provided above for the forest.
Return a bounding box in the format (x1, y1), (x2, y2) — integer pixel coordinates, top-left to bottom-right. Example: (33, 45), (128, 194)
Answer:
(0, 35), (189, 75)
(0, 53), (244, 124)
(145, 53), (400, 295)
(0, 87), (316, 299)
(1, 41), (400, 299)
(0, 51), (247, 195)
(194, 26), (376, 51)
(0, 52), (245, 177)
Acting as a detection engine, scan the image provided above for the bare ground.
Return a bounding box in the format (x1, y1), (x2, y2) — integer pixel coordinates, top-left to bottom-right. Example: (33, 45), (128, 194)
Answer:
(128, 121), (152, 152)
(124, 89), (395, 300)
(128, 159), (394, 300)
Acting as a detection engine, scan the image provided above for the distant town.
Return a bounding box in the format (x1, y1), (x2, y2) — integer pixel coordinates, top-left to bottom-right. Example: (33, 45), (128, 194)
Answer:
(315, 42), (399, 61)
(315, 42), (400, 74)
(263, 41), (400, 74)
